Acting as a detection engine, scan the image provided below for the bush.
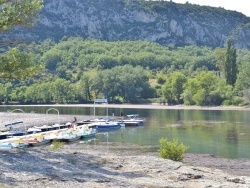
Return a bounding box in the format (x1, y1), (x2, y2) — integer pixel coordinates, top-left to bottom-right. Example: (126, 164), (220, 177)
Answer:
(232, 96), (245, 106)
(158, 138), (189, 161)
(50, 141), (65, 151)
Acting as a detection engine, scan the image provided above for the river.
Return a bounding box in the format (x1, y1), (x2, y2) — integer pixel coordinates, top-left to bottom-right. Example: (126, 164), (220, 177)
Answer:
(1, 105), (250, 158)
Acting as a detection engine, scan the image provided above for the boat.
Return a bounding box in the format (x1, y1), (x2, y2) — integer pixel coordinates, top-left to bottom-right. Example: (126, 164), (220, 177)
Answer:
(45, 129), (82, 142)
(79, 137), (96, 144)
(76, 125), (96, 139)
(76, 119), (92, 126)
(52, 123), (69, 130)
(35, 125), (55, 132)
(26, 127), (42, 134)
(25, 136), (50, 147)
(0, 130), (26, 140)
(118, 114), (144, 126)
(4, 121), (23, 128)
(54, 133), (82, 142)
(0, 132), (11, 140)
(88, 121), (121, 132)
(11, 140), (29, 148)
(0, 142), (14, 149)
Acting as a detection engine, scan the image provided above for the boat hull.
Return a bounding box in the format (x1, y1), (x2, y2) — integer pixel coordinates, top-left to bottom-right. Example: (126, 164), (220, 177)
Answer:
(28, 139), (51, 147)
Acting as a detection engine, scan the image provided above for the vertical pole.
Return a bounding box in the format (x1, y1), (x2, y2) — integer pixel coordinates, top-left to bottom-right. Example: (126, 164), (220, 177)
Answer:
(106, 101), (108, 118)
(94, 101), (95, 118)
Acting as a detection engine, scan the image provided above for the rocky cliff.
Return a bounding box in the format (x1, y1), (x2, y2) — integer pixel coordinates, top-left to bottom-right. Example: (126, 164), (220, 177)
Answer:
(6, 0), (250, 49)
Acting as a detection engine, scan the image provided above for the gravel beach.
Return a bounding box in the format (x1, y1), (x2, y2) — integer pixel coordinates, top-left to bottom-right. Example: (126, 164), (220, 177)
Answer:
(0, 142), (250, 188)
(1, 104), (250, 187)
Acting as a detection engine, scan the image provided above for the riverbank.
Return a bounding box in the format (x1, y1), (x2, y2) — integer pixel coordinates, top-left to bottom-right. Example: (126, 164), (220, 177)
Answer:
(2, 103), (250, 111)
(0, 142), (250, 188)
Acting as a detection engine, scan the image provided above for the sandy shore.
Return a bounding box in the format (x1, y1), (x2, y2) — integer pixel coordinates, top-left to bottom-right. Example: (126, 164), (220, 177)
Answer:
(2, 103), (250, 111)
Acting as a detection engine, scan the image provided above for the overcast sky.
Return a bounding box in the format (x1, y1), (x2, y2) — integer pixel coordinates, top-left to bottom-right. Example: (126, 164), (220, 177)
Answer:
(173, 0), (250, 17)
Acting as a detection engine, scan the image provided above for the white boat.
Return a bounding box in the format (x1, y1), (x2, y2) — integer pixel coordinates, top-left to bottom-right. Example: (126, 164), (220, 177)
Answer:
(45, 129), (81, 142)
(54, 133), (81, 142)
(35, 125), (55, 132)
(118, 114), (144, 126)
(52, 123), (69, 130)
(26, 127), (42, 134)
(76, 125), (96, 138)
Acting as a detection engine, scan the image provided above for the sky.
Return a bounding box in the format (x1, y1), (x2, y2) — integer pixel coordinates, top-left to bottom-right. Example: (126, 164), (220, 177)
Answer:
(173, 0), (250, 17)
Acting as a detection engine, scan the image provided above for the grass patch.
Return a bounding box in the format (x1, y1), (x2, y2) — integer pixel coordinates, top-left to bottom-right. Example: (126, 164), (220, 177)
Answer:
(50, 141), (65, 151)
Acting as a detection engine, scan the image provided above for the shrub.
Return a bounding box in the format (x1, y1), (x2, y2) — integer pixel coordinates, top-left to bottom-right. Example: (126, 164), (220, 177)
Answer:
(158, 138), (189, 161)
(232, 96), (245, 106)
(50, 141), (65, 151)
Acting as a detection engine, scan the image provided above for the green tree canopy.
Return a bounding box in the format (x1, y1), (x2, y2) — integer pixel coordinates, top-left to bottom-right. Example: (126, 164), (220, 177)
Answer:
(0, 0), (43, 80)
(0, 48), (42, 79)
(162, 72), (187, 104)
(0, 0), (43, 33)
(183, 71), (231, 106)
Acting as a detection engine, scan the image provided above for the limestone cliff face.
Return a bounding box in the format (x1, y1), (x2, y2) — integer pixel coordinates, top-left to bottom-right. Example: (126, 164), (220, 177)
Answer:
(8, 0), (250, 48)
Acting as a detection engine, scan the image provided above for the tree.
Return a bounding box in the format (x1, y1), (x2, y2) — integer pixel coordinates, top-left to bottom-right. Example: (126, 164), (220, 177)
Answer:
(78, 74), (92, 102)
(215, 47), (226, 77)
(0, 48), (40, 79)
(51, 78), (74, 103)
(0, 0), (43, 80)
(182, 71), (228, 106)
(92, 65), (150, 103)
(0, 0), (43, 33)
(235, 62), (250, 91)
(162, 72), (187, 104)
(225, 38), (237, 86)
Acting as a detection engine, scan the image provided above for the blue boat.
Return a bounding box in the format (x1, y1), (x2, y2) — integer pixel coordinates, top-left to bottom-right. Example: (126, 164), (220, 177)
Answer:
(88, 121), (120, 132)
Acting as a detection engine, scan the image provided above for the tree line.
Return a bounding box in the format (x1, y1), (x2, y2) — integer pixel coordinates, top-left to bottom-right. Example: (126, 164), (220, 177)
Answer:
(1, 36), (250, 106)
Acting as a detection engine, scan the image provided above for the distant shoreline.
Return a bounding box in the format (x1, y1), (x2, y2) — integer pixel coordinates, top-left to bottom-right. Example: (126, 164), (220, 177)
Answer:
(1, 103), (249, 111)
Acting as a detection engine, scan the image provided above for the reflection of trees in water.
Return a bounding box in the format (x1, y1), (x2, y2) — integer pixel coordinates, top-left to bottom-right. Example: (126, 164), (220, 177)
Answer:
(226, 128), (238, 158)
(172, 120), (226, 129)
(227, 128), (238, 143)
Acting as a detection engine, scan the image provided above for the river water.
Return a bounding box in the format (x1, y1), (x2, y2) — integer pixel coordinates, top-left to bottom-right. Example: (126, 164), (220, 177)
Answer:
(1, 105), (250, 159)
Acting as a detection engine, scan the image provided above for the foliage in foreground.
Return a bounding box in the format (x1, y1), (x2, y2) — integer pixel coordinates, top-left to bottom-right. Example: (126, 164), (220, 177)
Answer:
(50, 141), (65, 151)
(158, 138), (189, 161)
